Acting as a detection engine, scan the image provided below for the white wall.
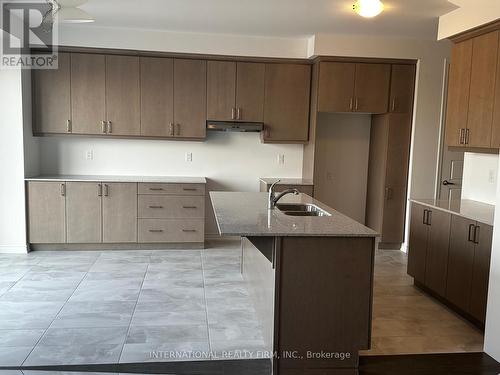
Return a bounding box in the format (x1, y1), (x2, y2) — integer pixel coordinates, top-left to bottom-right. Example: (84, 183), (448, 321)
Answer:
(0, 68), (28, 253)
(462, 152), (499, 205)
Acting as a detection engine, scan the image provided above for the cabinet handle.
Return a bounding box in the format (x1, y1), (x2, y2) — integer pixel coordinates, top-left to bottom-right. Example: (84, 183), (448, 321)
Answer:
(183, 206), (197, 209)
(237, 108), (241, 120)
(231, 108), (236, 120)
(97, 184), (102, 197)
(148, 205), (163, 209)
(474, 225), (480, 244)
(426, 210), (432, 226)
(101, 121), (107, 134)
(149, 229), (163, 233)
(66, 119), (72, 133)
(355, 97), (359, 111)
(104, 184), (109, 197)
(182, 188), (197, 191)
(182, 229), (197, 232)
(169, 122), (174, 136)
(422, 209), (428, 225)
(176, 124), (181, 136)
(149, 188), (164, 191)
(465, 128), (470, 145)
(60, 183), (66, 197)
(349, 98), (354, 111)
(391, 98), (396, 112)
(107, 121), (112, 134)
(468, 224), (476, 242)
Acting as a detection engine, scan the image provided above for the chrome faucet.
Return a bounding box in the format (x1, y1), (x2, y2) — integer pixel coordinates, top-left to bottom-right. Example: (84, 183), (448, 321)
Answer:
(268, 180), (300, 209)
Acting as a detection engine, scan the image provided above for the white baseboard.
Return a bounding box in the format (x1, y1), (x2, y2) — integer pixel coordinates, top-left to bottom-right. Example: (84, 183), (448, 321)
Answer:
(0, 245), (29, 254)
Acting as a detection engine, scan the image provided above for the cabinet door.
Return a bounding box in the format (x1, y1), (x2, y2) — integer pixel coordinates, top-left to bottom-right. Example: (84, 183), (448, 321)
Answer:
(491, 35), (500, 148)
(28, 182), (66, 243)
(407, 203), (429, 283)
(445, 40), (473, 147)
(467, 31), (499, 148)
(140, 57), (174, 137)
(354, 63), (391, 113)
(102, 183), (137, 243)
(71, 53), (106, 135)
(207, 61), (236, 121)
(173, 59), (207, 139)
(424, 209), (451, 297)
(263, 63), (311, 142)
(317, 62), (355, 113)
(470, 224), (493, 323)
(381, 114), (412, 244)
(105, 55), (140, 136)
(389, 64), (416, 114)
(236, 62), (265, 122)
(33, 52), (71, 134)
(66, 182), (102, 243)
(446, 215), (476, 311)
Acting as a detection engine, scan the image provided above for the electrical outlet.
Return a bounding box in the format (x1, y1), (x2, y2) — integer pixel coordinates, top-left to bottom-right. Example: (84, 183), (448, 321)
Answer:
(86, 150), (94, 160)
(278, 154), (285, 165)
(489, 169), (496, 183)
(186, 152), (193, 162)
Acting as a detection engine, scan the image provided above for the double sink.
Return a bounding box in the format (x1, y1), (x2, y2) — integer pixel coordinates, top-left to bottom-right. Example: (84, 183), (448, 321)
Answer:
(276, 203), (331, 217)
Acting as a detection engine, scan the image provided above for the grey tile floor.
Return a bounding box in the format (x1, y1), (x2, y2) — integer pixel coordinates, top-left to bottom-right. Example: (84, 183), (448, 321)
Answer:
(0, 240), (267, 366)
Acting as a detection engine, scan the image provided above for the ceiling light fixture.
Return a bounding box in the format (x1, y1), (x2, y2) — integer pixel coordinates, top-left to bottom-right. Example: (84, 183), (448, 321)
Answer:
(353, 0), (384, 18)
(48, 0), (95, 23)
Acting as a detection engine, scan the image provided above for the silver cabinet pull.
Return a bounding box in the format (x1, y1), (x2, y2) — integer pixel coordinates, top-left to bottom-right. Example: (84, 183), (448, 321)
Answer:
(474, 225), (480, 244)
(149, 187), (164, 191)
(101, 120), (107, 134)
(391, 98), (396, 112)
(349, 98), (354, 111)
(183, 206), (197, 209)
(66, 119), (72, 133)
(169, 122), (174, 137)
(104, 184), (109, 197)
(149, 229), (163, 233)
(355, 97), (359, 111)
(231, 108), (236, 120)
(97, 184), (102, 197)
(183, 187), (197, 191)
(176, 123), (181, 136)
(60, 183), (66, 197)
(107, 121), (112, 134)
(237, 108), (241, 120)
(148, 205), (163, 209)
(465, 128), (470, 145)
(459, 128), (465, 145)
(182, 229), (197, 232)
(468, 224), (475, 242)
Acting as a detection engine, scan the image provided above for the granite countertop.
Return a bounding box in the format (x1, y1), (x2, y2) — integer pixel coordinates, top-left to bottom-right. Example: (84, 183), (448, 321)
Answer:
(25, 175), (207, 184)
(410, 198), (495, 226)
(260, 177), (314, 186)
(210, 192), (379, 237)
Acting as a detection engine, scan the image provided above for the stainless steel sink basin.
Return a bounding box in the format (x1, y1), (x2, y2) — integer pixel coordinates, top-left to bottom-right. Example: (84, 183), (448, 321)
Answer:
(276, 203), (331, 217)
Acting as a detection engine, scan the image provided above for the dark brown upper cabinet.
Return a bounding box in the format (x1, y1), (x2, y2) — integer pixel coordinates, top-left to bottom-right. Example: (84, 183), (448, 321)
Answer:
(262, 63), (311, 143)
(445, 30), (500, 149)
(71, 53), (106, 135)
(389, 64), (416, 114)
(105, 55), (141, 136)
(207, 61), (265, 122)
(173, 59), (207, 139)
(33, 52), (71, 134)
(140, 57), (174, 137)
(317, 62), (390, 114)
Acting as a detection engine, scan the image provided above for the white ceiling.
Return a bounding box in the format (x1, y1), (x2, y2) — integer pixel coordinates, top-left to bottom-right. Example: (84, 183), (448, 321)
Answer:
(77, 0), (457, 40)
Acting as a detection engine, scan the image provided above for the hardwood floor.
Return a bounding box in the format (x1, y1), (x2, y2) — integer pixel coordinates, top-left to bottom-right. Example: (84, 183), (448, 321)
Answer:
(361, 248), (484, 356)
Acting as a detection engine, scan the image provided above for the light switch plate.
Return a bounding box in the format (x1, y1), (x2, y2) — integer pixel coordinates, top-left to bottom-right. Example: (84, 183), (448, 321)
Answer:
(186, 152), (193, 162)
(86, 150), (94, 160)
(278, 154), (285, 165)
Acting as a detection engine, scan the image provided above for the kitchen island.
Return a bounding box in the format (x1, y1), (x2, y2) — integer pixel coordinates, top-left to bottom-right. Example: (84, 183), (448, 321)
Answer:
(210, 192), (378, 374)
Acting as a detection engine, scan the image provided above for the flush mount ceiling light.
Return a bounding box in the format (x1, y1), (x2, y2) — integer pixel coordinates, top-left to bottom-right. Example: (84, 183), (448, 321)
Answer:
(353, 0), (384, 18)
(48, 0), (95, 23)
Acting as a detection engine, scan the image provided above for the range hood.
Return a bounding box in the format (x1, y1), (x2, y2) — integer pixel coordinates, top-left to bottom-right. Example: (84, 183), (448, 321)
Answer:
(206, 121), (263, 132)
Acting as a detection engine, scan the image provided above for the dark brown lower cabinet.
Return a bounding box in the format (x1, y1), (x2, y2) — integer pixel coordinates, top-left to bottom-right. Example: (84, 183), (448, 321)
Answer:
(408, 202), (493, 326)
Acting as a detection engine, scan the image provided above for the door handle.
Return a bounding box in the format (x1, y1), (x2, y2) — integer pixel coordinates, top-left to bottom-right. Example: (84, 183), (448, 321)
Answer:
(423, 209), (428, 225)
(104, 184), (109, 197)
(468, 224), (476, 242)
(442, 180), (455, 186)
(426, 210), (432, 226)
(473, 225), (480, 244)
(97, 184), (102, 197)
(107, 121), (112, 134)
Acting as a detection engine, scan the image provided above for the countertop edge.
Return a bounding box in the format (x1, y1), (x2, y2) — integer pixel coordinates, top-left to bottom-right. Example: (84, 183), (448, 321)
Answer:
(410, 199), (495, 226)
(25, 175), (207, 184)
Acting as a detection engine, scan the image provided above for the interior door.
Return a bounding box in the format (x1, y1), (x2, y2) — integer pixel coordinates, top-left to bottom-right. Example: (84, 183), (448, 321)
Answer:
(207, 61), (236, 121)
(140, 57), (174, 137)
(102, 183), (137, 243)
(354, 63), (391, 113)
(236, 62), (265, 122)
(424, 209), (451, 297)
(66, 182), (102, 243)
(173, 59), (207, 139)
(33, 52), (71, 134)
(446, 215), (476, 312)
(438, 148), (464, 201)
(317, 62), (355, 113)
(105, 55), (141, 136)
(407, 203), (429, 283)
(71, 53), (106, 135)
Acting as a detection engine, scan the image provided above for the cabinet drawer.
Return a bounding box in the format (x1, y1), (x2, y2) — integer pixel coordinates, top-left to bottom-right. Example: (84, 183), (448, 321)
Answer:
(138, 219), (204, 243)
(138, 183), (205, 196)
(138, 196), (205, 218)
